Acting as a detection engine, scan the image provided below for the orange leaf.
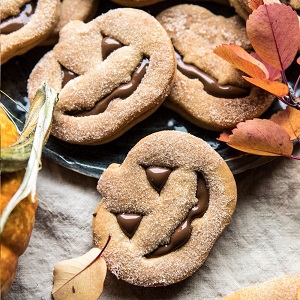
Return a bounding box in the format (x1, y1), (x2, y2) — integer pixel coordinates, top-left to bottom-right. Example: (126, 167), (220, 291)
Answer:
(217, 119), (293, 156)
(270, 106), (300, 140)
(250, 52), (281, 80)
(214, 44), (269, 79)
(218, 131), (231, 143)
(249, 0), (264, 10)
(247, 3), (299, 70)
(243, 76), (289, 97)
(297, 57), (300, 65)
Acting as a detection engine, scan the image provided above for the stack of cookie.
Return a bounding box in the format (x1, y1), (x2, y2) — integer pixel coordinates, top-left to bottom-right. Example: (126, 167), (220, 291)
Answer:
(2, 0), (299, 298)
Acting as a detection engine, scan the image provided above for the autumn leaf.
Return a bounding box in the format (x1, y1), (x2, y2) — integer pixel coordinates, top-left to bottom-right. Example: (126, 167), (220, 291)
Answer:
(52, 248), (107, 300)
(247, 3), (300, 71)
(217, 118), (293, 156)
(250, 52), (281, 80)
(249, 0), (264, 10)
(214, 44), (269, 79)
(243, 76), (289, 97)
(297, 57), (300, 65)
(270, 106), (300, 140)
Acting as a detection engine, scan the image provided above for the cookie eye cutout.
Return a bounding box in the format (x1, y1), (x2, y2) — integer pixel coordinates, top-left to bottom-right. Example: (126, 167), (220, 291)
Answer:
(146, 172), (209, 258)
(175, 50), (249, 98)
(0, 1), (37, 34)
(116, 213), (143, 239)
(101, 36), (123, 60)
(144, 166), (172, 193)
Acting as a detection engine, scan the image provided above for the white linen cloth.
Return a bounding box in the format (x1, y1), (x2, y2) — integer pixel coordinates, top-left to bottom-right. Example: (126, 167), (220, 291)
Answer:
(5, 147), (300, 299)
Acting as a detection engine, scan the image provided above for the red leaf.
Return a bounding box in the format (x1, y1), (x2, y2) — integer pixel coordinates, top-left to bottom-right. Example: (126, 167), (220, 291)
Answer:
(214, 44), (269, 79)
(247, 3), (299, 71)
(217, 119), (293, 157)
(243, 76), (289, 97)
(250, 52), (281, 80)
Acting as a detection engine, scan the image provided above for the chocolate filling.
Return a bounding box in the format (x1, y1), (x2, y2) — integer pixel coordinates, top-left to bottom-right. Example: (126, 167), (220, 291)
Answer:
(68, 57), (149, 116)
(61, 67), (78, 88)
(117, 213), (143, 238)
(147, 173), (209, 258)
(1, 1), (37, 34)
(145, 166), (172, 192)
(175, 51), (249, 98)
(66, 36), (149, 116)
(102, 36), (123, 60)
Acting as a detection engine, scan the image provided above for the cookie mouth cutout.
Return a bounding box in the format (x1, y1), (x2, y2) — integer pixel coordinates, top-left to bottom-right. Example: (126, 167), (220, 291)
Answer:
(175, 50), (250, 99)
(145, 172), (209, 258)
(0, 0), (37, 34)
(64, 36), (150, 117)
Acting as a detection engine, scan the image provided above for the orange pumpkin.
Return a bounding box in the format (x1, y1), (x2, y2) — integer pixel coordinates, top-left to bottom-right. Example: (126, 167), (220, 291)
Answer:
(0, 107), (38, 299)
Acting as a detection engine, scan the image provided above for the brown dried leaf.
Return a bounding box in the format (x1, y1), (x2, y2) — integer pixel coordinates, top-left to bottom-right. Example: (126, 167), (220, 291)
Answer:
(217, 119), (293, 156)
(52, 248), (107, 300)
(270, 106), (300, 140)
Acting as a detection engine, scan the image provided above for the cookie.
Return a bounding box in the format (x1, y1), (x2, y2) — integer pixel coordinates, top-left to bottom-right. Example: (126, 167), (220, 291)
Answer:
(42, 0), (99, 45)
(93, 130), (237, 286)
(0, 0), (60, 64)
(156, 4), (275, 131)
(27, 8), (176, 145)
(110, 0), (164, 7)
(223, 274), (300, 300)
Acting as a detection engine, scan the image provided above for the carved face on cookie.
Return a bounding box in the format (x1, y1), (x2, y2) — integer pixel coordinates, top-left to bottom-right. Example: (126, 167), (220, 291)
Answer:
(0, 0), (60, 64)
(27, 8), (176, 145)
(93, 131), (237, 286)
(156, 4), (275, 131)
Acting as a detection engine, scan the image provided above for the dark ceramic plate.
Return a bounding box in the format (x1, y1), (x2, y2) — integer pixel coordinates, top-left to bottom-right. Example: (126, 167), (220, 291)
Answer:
(1, 1), (299, 178)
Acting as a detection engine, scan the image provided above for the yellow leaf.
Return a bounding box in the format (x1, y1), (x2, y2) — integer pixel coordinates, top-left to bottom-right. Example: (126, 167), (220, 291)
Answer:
(271, 106), (300, 140)
(52, 248), (107, 300)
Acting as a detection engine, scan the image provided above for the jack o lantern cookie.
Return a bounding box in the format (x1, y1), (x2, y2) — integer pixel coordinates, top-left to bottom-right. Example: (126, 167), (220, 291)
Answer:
(110, 0), (164, 7)
(223, 274), (300, 300)
(42, 0), (99, 45)
(0, 0), (60, 64)
(27, 8), (176, 145)
(156, 4), (275, 131)
(93, 130), (237, 286)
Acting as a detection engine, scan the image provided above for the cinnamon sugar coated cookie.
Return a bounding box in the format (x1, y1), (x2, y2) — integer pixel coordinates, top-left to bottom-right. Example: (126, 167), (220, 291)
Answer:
(27, 8), (176, 145)
(156, 4), (275, 131)
(110, 0), (164, 7)
(93, 130), (237, 286)
(42, 0), (99, 45)
(1, 0), (60, 64)
(223, 274), (300, 300)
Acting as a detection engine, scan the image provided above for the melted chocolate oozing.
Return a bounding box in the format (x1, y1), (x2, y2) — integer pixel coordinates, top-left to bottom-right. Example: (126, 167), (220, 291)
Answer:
(117, 213), (143, 239)
(66, 36), (149, 116)
(61, 67), (78, 88)
(102, 37), (123, 60)
(147, 173), (209, 258)
(146, 166), (172, 192)
(1, 1), (37, 34)
(175, 51), (249, 98)
(69, 58), (149, 116)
